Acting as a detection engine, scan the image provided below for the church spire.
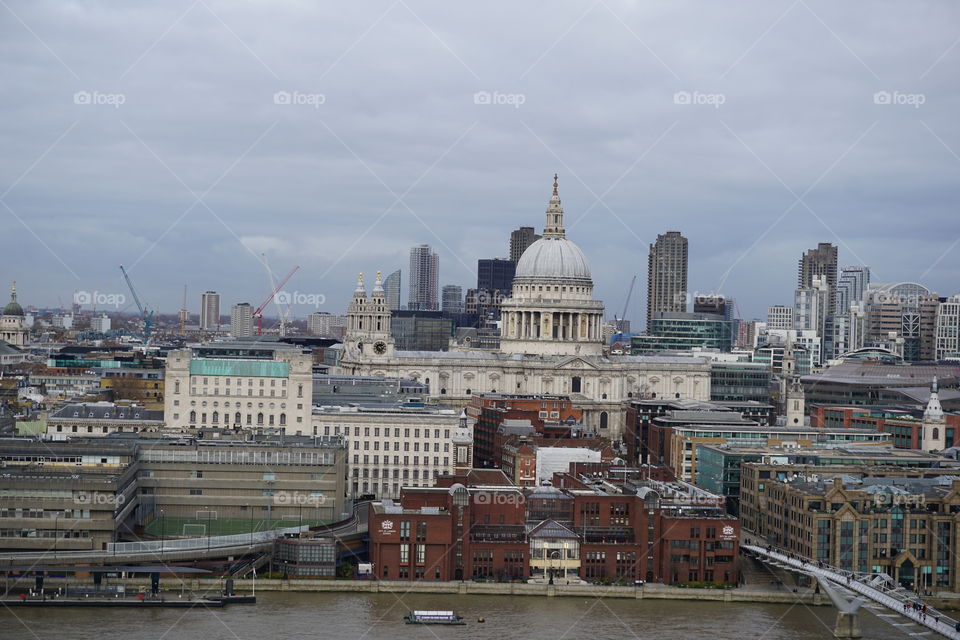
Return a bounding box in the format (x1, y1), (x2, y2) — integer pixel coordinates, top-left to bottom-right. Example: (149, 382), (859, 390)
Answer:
(354, 273), (367, 298)
(543, 173), (565, 239)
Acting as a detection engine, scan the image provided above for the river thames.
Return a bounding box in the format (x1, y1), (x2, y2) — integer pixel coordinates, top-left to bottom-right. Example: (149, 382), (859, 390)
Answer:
(0, 592), (920, 639)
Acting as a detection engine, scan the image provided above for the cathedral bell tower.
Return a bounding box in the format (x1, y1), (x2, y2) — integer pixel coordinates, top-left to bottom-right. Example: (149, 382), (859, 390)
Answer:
(922, 377), (946, 451)
(345, 272), (394, 358)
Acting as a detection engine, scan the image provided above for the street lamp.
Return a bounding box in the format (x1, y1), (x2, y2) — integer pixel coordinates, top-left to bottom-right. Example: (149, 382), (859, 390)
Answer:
(549, 550), (561, 585)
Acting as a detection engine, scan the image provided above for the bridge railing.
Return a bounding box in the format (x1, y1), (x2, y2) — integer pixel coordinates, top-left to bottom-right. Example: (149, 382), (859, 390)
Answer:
(106, 525), (309, 554)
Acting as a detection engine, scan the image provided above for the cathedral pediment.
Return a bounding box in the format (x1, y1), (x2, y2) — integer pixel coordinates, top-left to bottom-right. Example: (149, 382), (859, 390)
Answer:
(556, 356), (599, 370)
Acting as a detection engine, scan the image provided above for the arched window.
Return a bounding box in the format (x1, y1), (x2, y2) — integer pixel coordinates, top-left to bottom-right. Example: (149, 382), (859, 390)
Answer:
(212, 411), (219, 423)
(297, 384), (303, 398)
(257, 412), (264, 425)
(440, 388), (446, 395)
(235, 412), (241, 424)
(189, 410), (196, 423)
(279, 413), (286, 426)
(465, 388), (471, 395)
(600, 412), (609, 430)
(933, 427), (940, 441)
(174, 380), (180, 394)
(601, 393), (607, 399)
(269, 415), (275, 426)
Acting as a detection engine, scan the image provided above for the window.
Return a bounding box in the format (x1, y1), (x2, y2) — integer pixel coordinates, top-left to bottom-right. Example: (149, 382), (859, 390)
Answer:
(571, 376), (582, 393)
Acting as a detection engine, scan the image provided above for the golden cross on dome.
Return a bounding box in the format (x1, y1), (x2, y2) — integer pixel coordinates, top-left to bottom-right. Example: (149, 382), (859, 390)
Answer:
(552, 173), (559, 196)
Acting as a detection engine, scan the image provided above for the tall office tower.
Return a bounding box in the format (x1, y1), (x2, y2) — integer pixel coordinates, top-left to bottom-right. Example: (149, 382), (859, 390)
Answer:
(441, 285), (464, 315)
(383, 270), (401, 310)
(835, 266), (871, 315)
(646, 231), (688, 331)
(767, 305), (795, 330)
(477, 258), (516, 293)
(408, 245), (439, 311)
(200, 291), (221, 330)
(230, 302), (253, 338)
(798, 243), (838, 312)
(794, 277), (830, 362)
(509, 226), (541, 263)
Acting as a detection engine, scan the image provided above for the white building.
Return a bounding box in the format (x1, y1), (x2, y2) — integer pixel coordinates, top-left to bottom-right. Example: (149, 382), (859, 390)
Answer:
(308, 312), (347, 338)
(311, 405), (469, 499)
(338, 177), (711, 443)
(935, 295), (960, 361)
(90, 314), (111, 333)
(230, 302), (253, 338)
(766, 305), (794, 330)
(163, 343), (313, 432)
(52, 313), (74, 330)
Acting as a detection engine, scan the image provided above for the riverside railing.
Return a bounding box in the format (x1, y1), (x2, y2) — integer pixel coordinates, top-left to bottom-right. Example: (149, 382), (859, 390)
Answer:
(106, 525), (309, 554)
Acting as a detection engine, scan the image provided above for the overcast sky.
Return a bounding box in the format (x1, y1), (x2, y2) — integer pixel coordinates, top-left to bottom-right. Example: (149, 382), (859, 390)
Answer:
(2, 1), (958, 326)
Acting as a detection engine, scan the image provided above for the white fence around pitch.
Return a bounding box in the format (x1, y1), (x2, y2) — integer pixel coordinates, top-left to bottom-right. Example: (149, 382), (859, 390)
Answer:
(744, 545), (960, 640)
(106, 525), (309, 554)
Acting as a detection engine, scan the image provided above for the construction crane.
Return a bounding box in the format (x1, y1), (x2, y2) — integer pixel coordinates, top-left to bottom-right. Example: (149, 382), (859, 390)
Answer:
(253, 265), (300, 336)
(119, 265), (155, 342)
(261, 254), (294, 337)
(178, 285), (188, 335)
(614, 275), (637, 333)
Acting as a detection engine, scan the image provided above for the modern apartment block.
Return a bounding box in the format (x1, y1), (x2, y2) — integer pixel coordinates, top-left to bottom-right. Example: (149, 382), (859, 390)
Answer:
(646, 231), (688, 331)
(441, 284), (464, 315)
(200, 291), (221, 331)
(230, 302), (253, 338)
(836, 266), (871, 314)
(863, 283), (939, 362)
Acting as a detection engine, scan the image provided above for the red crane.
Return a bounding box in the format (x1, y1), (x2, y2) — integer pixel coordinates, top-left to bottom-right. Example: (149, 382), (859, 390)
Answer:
(253, 265), (300, 335)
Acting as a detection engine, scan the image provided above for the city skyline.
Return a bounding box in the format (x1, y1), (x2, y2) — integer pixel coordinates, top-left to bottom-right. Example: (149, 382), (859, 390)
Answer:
(2, 2), (958, 323)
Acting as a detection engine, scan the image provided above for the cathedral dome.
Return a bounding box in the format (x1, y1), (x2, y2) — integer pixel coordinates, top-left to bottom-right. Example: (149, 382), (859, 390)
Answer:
(513, 175), (592, 284)
(3, 283), (23, 317)
(515, 237), (591, 282)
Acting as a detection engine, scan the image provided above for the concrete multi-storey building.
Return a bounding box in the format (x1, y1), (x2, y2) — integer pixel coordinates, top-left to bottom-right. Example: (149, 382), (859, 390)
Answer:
(230, 302), (253, 338)
(200, 291), (221, 331)
(307, 312), (347, 338)
(510, 226), (541, 263)
(163, 342), (313, 433)
(646, 231), (688, 331)
(311, 405), (470, 500)
(935, 295), (960, 361)
(408, 244), (439, 311)
(798, 243), (838, 311)
(0, 433), (347, 551)
(766, 305), (794, 330)
(90, 314), (111, 333)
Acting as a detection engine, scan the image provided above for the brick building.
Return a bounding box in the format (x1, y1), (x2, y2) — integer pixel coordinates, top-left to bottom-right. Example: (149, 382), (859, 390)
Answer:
(810, 405), (960, 450)
(466, 394), (584, 467)
(368, 466), (739, 584)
